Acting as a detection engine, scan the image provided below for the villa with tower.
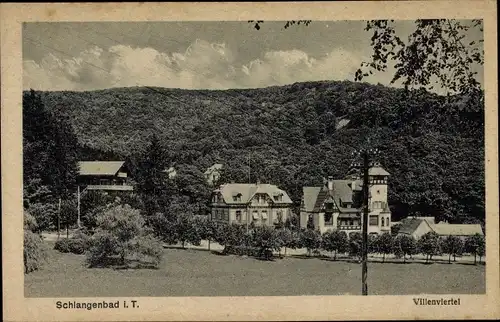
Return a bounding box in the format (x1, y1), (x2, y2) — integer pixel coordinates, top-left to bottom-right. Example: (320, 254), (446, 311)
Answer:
(300, 162), (391, 235)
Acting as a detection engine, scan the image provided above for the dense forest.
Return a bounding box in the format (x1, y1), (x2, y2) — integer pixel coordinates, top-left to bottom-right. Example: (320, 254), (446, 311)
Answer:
(25, 80), (484, 224)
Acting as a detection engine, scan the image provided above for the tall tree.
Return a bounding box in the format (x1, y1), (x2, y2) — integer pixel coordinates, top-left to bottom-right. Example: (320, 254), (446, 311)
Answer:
(135, 134), (171, 217)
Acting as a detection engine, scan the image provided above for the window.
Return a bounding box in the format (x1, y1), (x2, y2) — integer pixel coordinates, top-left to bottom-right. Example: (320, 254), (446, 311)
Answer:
(349, 220), (354, 226)
(369, 215), (378, 226)
(276, 211), (283, 223)
(252, 211), (259, 220)
(261, 211), (268, 224)
(324, 213), (333, 225)
(235, 210), (242, 222)
(386, 217), (390, 226)
(381, 217), (385, 227)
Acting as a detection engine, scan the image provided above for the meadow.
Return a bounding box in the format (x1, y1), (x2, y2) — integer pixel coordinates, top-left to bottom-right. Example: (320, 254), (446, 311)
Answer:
(25, 241), (485, 297)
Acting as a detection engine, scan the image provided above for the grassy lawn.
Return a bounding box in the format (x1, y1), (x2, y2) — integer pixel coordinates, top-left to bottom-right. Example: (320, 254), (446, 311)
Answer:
(25, 242), (485, 297)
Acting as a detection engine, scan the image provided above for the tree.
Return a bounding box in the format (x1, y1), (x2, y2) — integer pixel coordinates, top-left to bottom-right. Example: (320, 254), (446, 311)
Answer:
(197, 217), (217, 250)
(175, 214), (202, 249)
(392, 234), (417, 263)
(213, 223), (245, 254)
(376, 232), (394, 263)
(441, 235), (465, 263)
(465, 233), (485, 265)
(135, 134), (171, 218)
(355, 19), (483, 96)
(417, 231), (441, 263)
(348, 232), (363, 262)
(23, 90), (79, 235)
(251, 20), (483, 96)
(322, 230), (348, 260)
(252, 226), (281, 260)
(86, 204), (163, 268)
(300, 228), (322, 256)
(276, 228), (293, 257)
(391, 223), (402, 236)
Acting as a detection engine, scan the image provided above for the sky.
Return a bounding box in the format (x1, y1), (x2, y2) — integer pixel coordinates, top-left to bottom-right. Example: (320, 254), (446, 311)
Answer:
(22, 21), (483, 92)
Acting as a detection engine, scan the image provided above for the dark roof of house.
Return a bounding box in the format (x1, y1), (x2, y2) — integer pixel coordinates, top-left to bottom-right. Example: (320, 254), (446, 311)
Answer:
(303, 180), (355, 213)
(398, 218), (426, 235)
(215, 183), (293, 205)
(78, 161), (126, 176)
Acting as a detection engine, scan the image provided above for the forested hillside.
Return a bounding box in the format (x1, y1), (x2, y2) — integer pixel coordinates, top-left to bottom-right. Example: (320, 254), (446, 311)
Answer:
(30, 80), (484, 223)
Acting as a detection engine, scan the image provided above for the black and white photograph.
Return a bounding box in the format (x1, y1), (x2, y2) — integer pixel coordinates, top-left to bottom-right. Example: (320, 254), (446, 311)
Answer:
(2, 1), (499, 321)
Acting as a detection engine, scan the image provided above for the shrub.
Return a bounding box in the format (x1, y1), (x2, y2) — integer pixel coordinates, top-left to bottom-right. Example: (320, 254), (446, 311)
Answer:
(348, 232), (363, 261)
(24, 230), (47, 274)
(86, 204), (163, 268)
(252, 226), (281, 260)
(54, 238), (71, 253)
(24, 211), (38, 232)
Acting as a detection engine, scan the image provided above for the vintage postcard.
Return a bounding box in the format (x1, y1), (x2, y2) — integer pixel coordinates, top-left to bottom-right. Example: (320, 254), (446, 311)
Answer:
(1, 1), (499, 321)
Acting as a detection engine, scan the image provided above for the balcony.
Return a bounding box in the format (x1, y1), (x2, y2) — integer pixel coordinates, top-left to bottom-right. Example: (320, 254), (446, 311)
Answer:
(86, 184), (134, 191)
(338, 225), (361, 230)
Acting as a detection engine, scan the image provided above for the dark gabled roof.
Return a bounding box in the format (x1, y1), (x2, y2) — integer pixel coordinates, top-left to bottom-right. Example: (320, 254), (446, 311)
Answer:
(303, 180), (355, 213)
(398, 217), (433, 235)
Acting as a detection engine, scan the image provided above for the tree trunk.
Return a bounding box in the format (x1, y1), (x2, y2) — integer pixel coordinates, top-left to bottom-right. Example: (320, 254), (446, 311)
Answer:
(474, 253), (477, 265)
(448, 253), (451, 264)
(182, 241), (185, 249)
(284, 247), (287, 257)
(403, 254), (406, 263)
(479, 255), (482, 264)
(453, 254), (456, 262)
(383, 253), (385, 263)
(208, 239), (211, 251)
(57, 197), (61, 240)
(334, 250), (337, 261)
(66, 224), (69, 239)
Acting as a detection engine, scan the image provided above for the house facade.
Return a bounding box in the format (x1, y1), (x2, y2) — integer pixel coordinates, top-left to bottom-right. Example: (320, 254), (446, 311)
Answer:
(205, 163), (223, 186)
(77, 161), (133, 191)
(210, 183), (293, 227)
(300, 164), (391, 235)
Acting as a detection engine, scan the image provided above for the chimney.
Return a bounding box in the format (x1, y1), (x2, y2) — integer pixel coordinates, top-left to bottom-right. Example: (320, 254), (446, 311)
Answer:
(327, 176), (334, 191)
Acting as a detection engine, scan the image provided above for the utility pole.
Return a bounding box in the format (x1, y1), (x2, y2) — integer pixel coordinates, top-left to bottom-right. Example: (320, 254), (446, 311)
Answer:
(361, 150), (370, 296)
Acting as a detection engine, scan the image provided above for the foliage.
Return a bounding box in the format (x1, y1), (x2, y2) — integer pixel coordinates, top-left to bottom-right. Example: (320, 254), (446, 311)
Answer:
(441, 235), (465, 263)
(213, 223), (246, 254)
(24, 230), (47, 274)
(417, 231), (441, 263)
(300, 228), (322, 256)
(465, 233), (485, 264)
(367, 234), (379, 254)
(24, 211), (38, 232)
(86, 204), (163, 268)
(25, 202), (57, 232)
(251, 226), (281, 260)
(392, 234), (417, 263)
(31, 76), (484, 225)
(276, 228), (293, 256)
(391, 223), (402, 236)
(175, 214), (202, 248)
(322, 230), (348, 260)
(355, 19), (483, 96)
(54, 232), (91, 255)
(375, 232), (394, 262)
(348, 232), (363, 261)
